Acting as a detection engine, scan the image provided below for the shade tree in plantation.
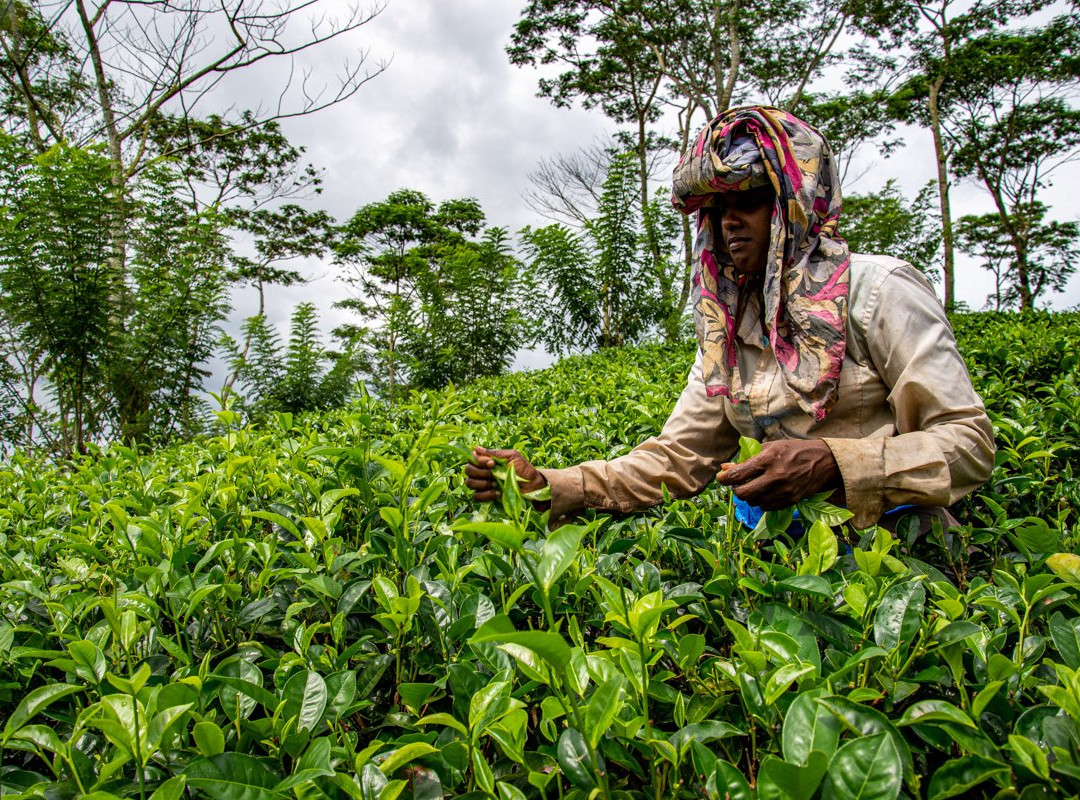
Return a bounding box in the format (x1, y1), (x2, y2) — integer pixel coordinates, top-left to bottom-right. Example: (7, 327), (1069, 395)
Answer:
(841, 179), (942, 279)
(522, 150), (669, 354)
(957, 204), (1079, 311)
(334, 190), (535, 399)
(222, 303), (363, 421)
(0, 141), (228, 452)
(0, 0), (381, 280)
(0, 0), (385, 448)
(0, 141), (115, 454)
(942, 16), (1080, 311)
(885, 0), (1079, 310)
(113, 165), (230, 443)
(333, 190), (454, 402)
(407, 228), (537, 389)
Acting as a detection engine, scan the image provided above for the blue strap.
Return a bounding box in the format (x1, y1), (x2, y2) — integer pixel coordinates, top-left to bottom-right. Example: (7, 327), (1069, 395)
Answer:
(733, 499), (916, 531)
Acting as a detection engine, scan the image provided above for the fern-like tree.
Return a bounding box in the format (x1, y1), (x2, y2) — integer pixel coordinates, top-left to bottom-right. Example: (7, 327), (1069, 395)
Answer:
(0, 141), (115, 453)
(223, 303), (362, 420)
(0, 141), (229, 451)
(522, 150), (663, 355)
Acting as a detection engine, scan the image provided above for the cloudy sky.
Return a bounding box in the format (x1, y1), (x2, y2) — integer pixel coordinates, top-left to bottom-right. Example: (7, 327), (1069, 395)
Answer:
(215, 0), (1080, 375)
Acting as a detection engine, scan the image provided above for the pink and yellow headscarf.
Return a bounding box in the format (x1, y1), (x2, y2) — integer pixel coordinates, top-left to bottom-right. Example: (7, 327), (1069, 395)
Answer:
(671, 106), (850, 422)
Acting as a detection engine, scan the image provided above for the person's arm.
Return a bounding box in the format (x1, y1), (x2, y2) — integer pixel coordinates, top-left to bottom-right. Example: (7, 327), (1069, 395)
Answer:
(822, 265), (995, 529)
(538, 350), (740, 524)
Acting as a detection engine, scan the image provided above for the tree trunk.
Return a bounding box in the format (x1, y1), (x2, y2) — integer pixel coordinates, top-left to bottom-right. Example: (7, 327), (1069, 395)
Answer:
(974, 160), (1034, 312)
(718, 2), (740, 112)
(672, 101), (696, 341)
(928, 76), (955, 310)
(75, 0), (127, 278)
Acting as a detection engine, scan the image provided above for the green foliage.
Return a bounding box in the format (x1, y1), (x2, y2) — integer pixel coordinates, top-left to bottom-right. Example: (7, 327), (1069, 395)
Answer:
(957, 203), (1080, 310)
(224, 304), (362, 421)
(0, 140), (229, 451)
(1, 312), (1078, 798)
(0, 139), (116, 453)
(842, 179), (942, 279)
(0, 0), (378, 448)
(522, 151), (665, 355)
(407, 228), (536, 389)
(941, 14), (1080, 311)
(115, 163), (230, 443)
(334, 189), (535, 398)
(888, 2), (1080, 310)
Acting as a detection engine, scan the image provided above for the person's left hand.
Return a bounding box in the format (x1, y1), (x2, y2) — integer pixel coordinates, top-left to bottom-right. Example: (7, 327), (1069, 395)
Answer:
(716, 439), (841, 509)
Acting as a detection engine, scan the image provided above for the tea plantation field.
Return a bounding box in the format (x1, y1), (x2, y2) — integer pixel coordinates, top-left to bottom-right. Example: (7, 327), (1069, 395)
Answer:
(2, 312), (1079, 800)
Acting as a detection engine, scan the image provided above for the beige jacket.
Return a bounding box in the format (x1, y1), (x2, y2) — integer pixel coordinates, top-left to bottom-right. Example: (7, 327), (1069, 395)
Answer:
(538, 254), (995, 529)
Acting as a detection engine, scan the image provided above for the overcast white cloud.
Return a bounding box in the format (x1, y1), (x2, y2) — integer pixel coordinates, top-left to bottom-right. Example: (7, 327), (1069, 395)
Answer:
(210, 0), (1080, 383)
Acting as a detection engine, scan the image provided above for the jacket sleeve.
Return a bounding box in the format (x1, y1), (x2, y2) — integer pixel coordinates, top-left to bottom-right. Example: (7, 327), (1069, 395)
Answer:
(823, 265), (995, 528)
(538, 349), (741, 525)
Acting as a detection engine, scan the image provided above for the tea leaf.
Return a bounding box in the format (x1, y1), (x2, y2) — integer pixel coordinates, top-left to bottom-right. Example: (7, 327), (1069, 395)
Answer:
(926, 754), (1010, 800)
(1047, 554), (1080, 586)
(454, 521), (524, 551)
(472, 615), (572, 670)
(378, 743), (439, 776)
(183, 753), (281, 800)
(557, 728), (599, 791)
(1, 683), (82, 741)
(757, 752), (828, 800)
(820, 733), (902, 800)
(783, 691), (841, 766)
(537, 524), (586, 591)
(282, 670), (328, 733)
(874, 580), (926, 651)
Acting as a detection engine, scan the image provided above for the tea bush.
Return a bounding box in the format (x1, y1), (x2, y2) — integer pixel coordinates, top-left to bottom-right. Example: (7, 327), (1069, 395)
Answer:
(1, 312), (1079, 800)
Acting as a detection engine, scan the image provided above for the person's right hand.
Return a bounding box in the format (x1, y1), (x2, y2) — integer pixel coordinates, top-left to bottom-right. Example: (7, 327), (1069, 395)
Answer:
(465, 446), (546, 503)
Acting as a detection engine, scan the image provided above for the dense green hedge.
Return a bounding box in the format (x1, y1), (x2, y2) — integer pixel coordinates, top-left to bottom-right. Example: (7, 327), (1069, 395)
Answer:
(1, 312), (1078, 800)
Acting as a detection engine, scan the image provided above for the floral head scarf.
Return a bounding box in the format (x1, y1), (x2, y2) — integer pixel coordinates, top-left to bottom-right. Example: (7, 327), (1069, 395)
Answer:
(671, 106), (850, 422)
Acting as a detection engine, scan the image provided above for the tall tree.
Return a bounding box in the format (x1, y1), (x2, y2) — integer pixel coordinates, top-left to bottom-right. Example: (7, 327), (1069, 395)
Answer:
(334, 190), (448, 401)
(0, 139), (230, 451)
(0, 0), (383, 309)
(509, 1), (670, 338)
(0, 0), (383, 447)
(943, 15), (1080, 311)
(0, 140), (115, 453)
(886, 0), (1071, 310)
(842, 179), (942, 277)
(522, 150), (661, 354)
(335, 191), (533, 398)
(408, 228), (536, 388)
(957, 204), (1079, 310)
(113, 164), (229, 443)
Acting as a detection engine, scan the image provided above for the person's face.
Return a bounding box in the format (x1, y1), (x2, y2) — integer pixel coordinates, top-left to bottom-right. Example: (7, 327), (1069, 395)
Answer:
(709, 185), (775, 276)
